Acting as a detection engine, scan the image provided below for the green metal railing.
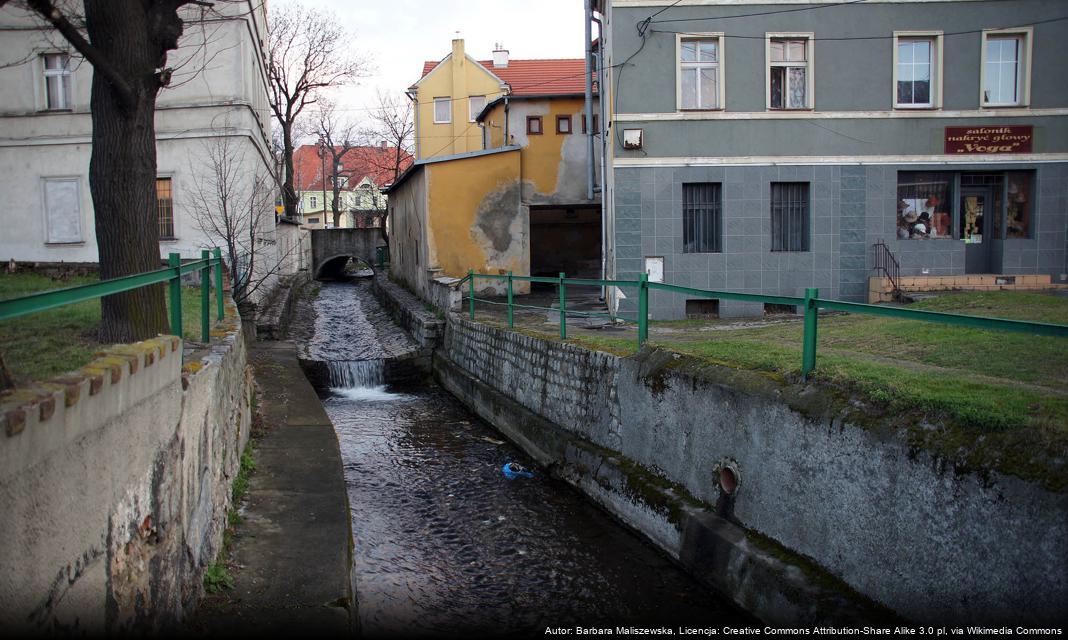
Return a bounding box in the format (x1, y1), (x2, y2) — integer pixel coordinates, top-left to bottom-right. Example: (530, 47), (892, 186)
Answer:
(1, 249), (226, 345)
(460, 270), (1068, 380)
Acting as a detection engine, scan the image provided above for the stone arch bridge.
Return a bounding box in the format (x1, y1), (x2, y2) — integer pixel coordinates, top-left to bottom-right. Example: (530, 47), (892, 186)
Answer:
(310, 228), (386, 279)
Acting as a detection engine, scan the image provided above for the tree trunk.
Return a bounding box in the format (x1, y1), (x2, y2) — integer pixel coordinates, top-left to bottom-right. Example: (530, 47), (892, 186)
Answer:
(281, 122), (299, 219)
(332, 185), (341, 228)
(85, 1), (169, 343)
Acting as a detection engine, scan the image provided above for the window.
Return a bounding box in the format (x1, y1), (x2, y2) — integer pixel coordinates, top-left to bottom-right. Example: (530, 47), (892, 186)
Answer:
(42, 53), (71, 110)
(308, 217), (320, 224)
(469, 95), (486, 122)
(767, 35), (812, 110)
(682, 183), (721, 253)
(581, 114), (599, 135)
(156, 177), (174, 239)
(1006, 171), (1032, 239)
(770, 183), (809, 251)
(526, 116), (542, 135)
(894, 33), (942, 108)
(981, 29), (1031, 107)
(310, 196), (317, 209)
(43, 177), (82, 243)
(897, 172), (953, 239)
(434, 97), (451, 123)
(556, 115), (572, 134)
(678, 35), (722, 110)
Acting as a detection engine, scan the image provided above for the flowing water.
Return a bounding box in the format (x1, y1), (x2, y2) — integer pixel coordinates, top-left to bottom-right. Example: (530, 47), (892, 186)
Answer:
(305, 280), (743, 636)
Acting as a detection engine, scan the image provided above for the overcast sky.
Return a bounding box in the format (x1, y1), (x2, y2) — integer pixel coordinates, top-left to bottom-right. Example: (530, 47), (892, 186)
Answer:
(276, 0), (590, 120)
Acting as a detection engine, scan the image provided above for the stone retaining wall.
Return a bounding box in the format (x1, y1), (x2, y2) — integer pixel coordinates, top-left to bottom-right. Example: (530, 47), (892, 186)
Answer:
(438, 314), (1068, 625)
(372, 271), (444, 349)
(0, 313), (251, 634)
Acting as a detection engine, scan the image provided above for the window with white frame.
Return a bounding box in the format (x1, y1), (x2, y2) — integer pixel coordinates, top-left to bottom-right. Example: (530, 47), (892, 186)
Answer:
(434, 97), (451, 123)
(41, 53), (72, 110)
(678, 35), (722, 110)
(894, 33), (942, 108)
(469, 95), (486, 122)
(767, 36), (811, 110)
(43, 177), (82, 243)
(981, 28), (1031, 107)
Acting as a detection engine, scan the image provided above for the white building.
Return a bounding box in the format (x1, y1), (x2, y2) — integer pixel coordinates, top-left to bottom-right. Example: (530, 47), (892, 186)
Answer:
(0, 2), (282, 303)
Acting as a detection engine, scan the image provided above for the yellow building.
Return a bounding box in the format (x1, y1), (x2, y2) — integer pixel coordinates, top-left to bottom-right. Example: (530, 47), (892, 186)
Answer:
(391, 43), (601, 300)
(410, 39), (508, 159)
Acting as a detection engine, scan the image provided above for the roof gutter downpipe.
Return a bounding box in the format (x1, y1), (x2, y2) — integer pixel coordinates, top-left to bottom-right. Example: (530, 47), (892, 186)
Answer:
(584, 0), (595, 202)
(593, 12), (607, 295)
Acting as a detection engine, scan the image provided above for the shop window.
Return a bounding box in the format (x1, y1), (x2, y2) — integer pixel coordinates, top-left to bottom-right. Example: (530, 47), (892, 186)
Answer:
(896, 172), (953, 239)
(682, 183), (721, 253)
(527, 116), (542, 135)
(770, 182), (809, 251)
(767, 35), (812, 110)
(1006, 172), (1031, 238)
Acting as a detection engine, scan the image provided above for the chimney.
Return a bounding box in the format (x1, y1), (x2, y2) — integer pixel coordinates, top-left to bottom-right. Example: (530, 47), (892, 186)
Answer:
(380, 140), (387, 149)
(492, 43), (509, 68)
(452, 37), (464, 64)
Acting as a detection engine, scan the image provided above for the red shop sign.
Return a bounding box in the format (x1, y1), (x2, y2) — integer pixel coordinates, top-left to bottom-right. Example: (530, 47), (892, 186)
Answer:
(945, 125), (1033, 154)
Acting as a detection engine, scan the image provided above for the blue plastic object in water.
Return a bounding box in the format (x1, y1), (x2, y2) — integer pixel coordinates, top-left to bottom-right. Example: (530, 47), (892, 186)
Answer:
(502, 462), (534, 480)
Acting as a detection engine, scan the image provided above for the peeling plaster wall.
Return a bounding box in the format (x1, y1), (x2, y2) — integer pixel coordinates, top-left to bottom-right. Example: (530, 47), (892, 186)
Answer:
(426, 149), (527, 294)
(487, 97), (601, 207)
(0, 319), (251, 634)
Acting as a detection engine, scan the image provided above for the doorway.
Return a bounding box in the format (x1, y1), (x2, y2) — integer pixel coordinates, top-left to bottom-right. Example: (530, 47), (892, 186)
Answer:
(960, 186), (994, 274)
(529, 205), (601, 282)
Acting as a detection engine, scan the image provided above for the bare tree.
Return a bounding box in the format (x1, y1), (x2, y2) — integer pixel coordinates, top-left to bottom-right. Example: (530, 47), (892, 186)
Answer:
(267, 2), (366, 221)
(187, 134), (293, 309)
(315, 99), (359, 229)
(360, 90), (415, 246)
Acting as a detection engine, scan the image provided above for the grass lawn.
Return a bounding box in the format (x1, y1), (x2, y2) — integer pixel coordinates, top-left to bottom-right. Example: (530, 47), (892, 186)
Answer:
(491, 291), (1068, 434)
(1, 271), (210, 386)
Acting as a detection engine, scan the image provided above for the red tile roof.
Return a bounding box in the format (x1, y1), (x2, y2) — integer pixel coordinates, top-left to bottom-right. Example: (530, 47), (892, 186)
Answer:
(293, 144), (413, 192)
(419, 58), (594, 96)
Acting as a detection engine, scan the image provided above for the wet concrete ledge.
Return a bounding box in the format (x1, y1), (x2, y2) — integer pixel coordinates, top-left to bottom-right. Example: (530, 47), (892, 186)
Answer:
(433, 351), (891, 626)
(199, 341), (356, 634)
(371, 271), (445, 349)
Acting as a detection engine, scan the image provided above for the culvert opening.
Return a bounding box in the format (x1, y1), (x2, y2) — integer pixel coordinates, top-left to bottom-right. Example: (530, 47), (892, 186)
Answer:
(715, 460), (740, 496)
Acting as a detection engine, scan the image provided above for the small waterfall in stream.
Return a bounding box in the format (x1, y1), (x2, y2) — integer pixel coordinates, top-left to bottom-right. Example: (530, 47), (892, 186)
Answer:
(327, 359), (402, 401)
(327, 359), (385, 388)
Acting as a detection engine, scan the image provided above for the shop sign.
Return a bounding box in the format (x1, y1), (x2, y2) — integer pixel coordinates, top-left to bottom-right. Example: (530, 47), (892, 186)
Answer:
(944, 125), (1033, 154)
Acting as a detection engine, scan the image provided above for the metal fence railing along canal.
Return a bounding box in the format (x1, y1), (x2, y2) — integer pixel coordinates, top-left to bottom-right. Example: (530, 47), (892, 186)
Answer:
(458, 269), (1068, 381)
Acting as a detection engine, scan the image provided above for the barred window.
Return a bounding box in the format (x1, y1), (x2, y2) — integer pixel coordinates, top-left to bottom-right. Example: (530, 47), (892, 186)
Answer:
(156, 177), (175, 239)
(770, 182), (809, 252)
(683, 183), (721, 253)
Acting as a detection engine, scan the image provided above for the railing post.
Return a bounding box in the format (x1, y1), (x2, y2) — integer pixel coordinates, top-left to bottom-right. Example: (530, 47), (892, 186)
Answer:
(638, 272), (649, 348)
(168, 253), (183, 339)
(468, 269), (475, 321)
(213, 247), (224, 321)
(507, 270), (514, 329)
(802, 287), (819, 380)
(200, 250), (211, 343)
(558, 272), (567, 340)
